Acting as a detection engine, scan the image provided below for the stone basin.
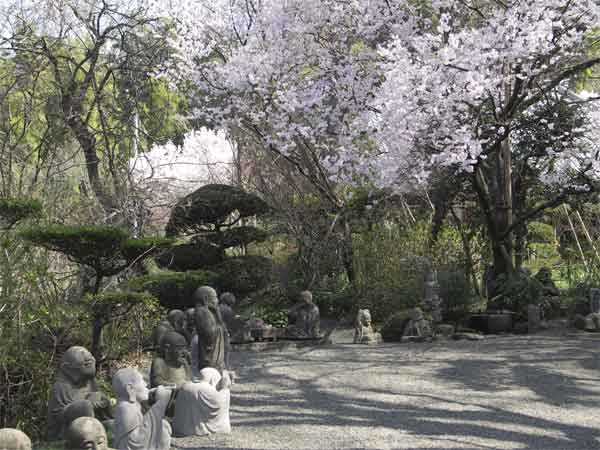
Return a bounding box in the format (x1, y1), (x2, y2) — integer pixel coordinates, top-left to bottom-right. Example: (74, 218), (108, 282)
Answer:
(468, 313), (513, 334)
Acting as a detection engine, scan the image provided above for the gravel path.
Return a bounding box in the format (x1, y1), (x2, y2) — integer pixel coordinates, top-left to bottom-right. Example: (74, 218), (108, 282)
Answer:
(172, 328), (600, 450)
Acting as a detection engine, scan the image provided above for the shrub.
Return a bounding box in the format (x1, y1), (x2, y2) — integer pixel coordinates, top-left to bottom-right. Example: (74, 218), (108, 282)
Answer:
(438, 270), (478, 322)
(212, 255), (274, 295)
(491, 272), (543, 316)
(155, 241), (224, 271)
(0, 198), (43, 228)
(125, 270), (220, 310)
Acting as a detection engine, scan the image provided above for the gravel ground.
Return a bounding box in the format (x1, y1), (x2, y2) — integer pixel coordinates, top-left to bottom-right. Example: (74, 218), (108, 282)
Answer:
(172, 327), (600, 450)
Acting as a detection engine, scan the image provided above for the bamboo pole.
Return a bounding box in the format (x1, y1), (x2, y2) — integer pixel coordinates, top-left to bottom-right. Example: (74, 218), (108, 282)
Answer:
(575, 210), (600, 264)
(564, 204), (589, 272)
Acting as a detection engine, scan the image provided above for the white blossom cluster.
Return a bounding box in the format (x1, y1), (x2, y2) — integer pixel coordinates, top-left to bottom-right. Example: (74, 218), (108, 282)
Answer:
(161, 0), (599, 190)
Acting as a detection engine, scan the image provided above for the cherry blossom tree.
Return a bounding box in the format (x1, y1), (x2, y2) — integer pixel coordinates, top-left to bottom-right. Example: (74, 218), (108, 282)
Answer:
(166, 0), (600, 289)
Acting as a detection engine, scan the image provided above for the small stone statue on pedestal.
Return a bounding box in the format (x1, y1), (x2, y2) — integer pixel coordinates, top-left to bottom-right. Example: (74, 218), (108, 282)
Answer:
(423, 270), (442, 323)
(353, 309), (382, 344)
(285, 290), (321, 338)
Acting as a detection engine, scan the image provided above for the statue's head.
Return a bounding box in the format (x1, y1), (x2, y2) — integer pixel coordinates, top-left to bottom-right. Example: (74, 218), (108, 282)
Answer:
(219, 292), (236, 307)
(161, 331), (188, 367)
(112, 368), (148, 404)
(357, 309), (371, 326)
(64, 417), (108, 450)
(198, 367), (222, 388)
(0, 428), (31, 450)
(61, 347), (96, 383)
(185, 308), (196, 333)
(193, 286), (218, 309)
(299, 290), (313, 305)
(167, 309), (186, 332)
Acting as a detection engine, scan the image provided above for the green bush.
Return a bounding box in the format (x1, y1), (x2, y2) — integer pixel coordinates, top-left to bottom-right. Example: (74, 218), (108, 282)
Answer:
(155, 241), (224, 271)
(491, 272), (543, 316)
(438, 270), (478, 322)
(125, 270), (220, 309)
(212, 255), (274, 295)
(0, 198), (43, 228)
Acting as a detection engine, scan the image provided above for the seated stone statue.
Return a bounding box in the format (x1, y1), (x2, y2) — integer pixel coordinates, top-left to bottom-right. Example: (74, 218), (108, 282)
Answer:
(0, 428), (31, 450)
(192, 286), (229, 375)
(173, 367), (231, 437)
(65, 417), (114, 450)
(353, 309), (382, 344)
(285, 290), (321, 338)
(535, 267), (561, 317)
(47, 346), (113, 440)
(402, 307), (432, 340)
(149, 331), (191, 389)
(112, 368), (172, 450)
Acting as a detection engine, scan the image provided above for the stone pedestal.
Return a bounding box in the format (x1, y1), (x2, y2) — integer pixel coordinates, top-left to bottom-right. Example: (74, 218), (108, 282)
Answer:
(527, 304), (541, 334)
(590, 288), (600, 314)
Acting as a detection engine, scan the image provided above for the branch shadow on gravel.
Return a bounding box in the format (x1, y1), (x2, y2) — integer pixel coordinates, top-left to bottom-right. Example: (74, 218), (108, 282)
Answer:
(173, 334), (600, 450)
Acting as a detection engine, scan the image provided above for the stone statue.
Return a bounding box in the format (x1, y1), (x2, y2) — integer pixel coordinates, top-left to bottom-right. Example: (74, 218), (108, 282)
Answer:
(0, 429), (31, 450)
(65, 417), (114, 450)
(47, 346), (113, 440)
(151, 309), (188, 352)
(173, 367), (232, 437)
(285, 290), (320, 338)
(149, 331), (192, 389)
(353, 309), (382, 344)
(535, 267), (561, 317)
(184, 307), (196, 341)
(112, 368), (172, 450)
(192, 286), (229, 375)
(402, 307), (432, 340)
(218, 292), (236, 332)
(423, 270), (442, 323)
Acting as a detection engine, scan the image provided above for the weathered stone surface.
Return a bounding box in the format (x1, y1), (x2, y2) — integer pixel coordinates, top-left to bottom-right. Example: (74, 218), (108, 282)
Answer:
(173, 368), (231, 437)
(590, 288), (600, 314)
(65, 417), (114, 450)
(403, 307), (432, 339)
(47, 346), (112, 440)
(528, 304), (542, 334)
(285, 291), (321, 338)
(452, 332), (485, 341)
(112, 368), (172, 450)
(435, 324), (455, 337)
(353, 309), (382, 344)
(0, 428), (31, 450)
(193, 286), (229, 375)
(423, 270), (442, 323)
(150, 331), (191, 389)
(584, 313), (600, 332)
(573, 313), (586, 330)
